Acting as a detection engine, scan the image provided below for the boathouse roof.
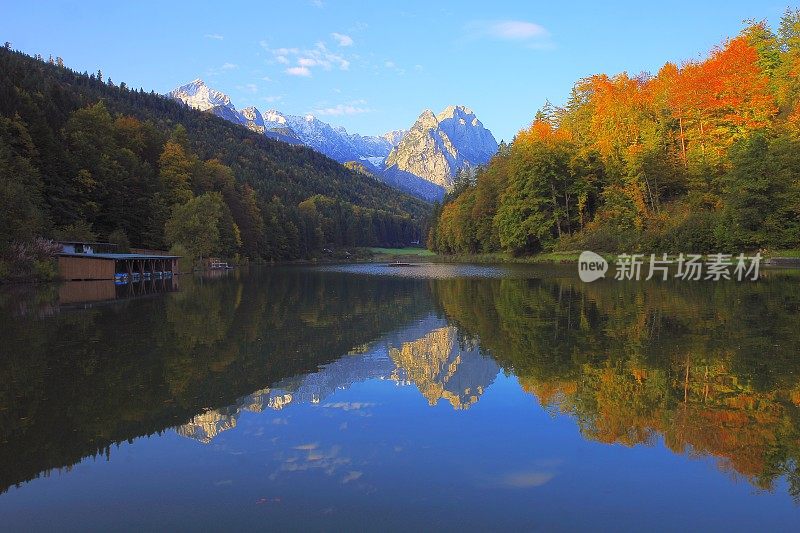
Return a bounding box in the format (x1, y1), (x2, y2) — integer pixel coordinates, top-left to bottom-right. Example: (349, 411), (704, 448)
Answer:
(55, 241), (118, 246)
(58, 252), (181, 260)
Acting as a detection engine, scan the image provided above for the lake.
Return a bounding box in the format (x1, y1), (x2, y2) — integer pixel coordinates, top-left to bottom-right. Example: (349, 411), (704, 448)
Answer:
(2, 263), (800, 530)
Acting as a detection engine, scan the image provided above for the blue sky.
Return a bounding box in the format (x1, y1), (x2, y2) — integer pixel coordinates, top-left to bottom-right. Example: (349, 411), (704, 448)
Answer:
(0, 1), (793, 141)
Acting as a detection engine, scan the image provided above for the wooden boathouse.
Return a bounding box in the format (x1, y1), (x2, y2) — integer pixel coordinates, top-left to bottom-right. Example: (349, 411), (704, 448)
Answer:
(57, 242), (180, 281)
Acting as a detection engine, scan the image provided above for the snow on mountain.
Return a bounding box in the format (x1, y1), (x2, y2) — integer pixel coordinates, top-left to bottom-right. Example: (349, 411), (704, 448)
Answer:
(168, 79), (234, 112)
(381, 129), (408, 147)
(167, 80), (497, 201)
(262, 109), (288, 125)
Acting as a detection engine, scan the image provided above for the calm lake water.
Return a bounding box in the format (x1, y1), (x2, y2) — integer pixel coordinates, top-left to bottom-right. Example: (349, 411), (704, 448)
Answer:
(2, 263), (800, 530)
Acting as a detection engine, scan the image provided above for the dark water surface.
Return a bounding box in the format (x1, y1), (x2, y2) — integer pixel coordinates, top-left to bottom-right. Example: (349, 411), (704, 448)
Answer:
(2, 264), (800, 531)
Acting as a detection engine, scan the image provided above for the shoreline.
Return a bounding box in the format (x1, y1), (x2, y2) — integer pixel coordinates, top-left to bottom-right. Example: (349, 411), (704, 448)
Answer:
(4, 250), (800, 285)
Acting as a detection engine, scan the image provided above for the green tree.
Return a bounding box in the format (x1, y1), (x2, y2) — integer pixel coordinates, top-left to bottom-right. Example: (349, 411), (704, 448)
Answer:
(495, 122), (575, 254)
(724, 131), (800, 248)
(107, 228), (131, 253)
(52, 220), (96, 242)
(164, 192), (226, 263)
(0, 115), (47, 247)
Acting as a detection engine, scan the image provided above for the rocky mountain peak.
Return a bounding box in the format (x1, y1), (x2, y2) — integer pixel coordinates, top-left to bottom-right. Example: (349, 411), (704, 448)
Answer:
(168, 79), (233, 112)
(240, 106), (265, 134)
(384, 105), (498, 189)
(437, 105), (474, 120)
(414, 109), (439, 130)
(240, 106), (262, 121)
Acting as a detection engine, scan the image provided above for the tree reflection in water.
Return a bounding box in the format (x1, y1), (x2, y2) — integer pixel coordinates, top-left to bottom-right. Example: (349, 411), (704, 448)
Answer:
(2, 265), (800, 500)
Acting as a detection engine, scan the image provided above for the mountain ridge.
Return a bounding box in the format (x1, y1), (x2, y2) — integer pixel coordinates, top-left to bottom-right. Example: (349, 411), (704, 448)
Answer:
(0, 47), (429, 263)
(168, 79), (499, 200)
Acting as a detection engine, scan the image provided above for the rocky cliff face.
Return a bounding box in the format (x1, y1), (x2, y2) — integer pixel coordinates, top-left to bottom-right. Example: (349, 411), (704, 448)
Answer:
(240, 106), (266, 134)
(384, 106), (498, 189)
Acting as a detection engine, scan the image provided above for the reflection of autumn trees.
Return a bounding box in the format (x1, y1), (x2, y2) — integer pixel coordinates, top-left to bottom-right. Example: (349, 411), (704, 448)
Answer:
(432, 272), (800, 496)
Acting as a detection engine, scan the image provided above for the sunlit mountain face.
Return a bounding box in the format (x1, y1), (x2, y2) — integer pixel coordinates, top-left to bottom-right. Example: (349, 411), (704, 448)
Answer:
(3, 265), (800, 529)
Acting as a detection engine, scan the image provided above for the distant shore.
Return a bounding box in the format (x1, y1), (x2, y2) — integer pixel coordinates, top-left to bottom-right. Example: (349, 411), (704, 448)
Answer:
(378, 249), (800, 267)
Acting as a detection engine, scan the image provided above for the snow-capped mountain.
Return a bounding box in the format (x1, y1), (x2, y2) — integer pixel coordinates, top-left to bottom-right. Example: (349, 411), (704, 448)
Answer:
(285, 113), (394, 164)
(169, 79), (392, 163)
(167, 79), (234, 111)
(167, 80), (498, 201)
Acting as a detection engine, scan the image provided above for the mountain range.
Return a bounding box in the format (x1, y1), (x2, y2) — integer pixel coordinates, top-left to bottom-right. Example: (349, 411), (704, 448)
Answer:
(168, 79), (499, 200)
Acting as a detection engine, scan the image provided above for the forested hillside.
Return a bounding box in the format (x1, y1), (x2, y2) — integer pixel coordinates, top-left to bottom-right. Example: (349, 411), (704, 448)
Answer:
(429, 12), (800, 256)
(0, 46), (429, 275)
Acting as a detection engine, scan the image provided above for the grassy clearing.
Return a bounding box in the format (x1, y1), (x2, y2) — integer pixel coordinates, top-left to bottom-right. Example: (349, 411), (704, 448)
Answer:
(766, 249), (800, 258)
(367, 247), (436, 257)
(432, 250), (605, 264)
(361, 248), (800, 265)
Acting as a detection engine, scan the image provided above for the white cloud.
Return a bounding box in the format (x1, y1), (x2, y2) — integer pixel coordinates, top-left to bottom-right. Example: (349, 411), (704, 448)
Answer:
(264, 41), (350, 77)
(206, 62), (239, 76)
(237, 83), (258, 93)
(322, 401), (376, 409)
(383, 60), (405, 75)
(262, 95), (284, 103)
(341, 471), (362, 484)
(466, 20), (553, 48)
(331, 32), (354, 47)
(498, 471), (554, 488)
(313, 104), (372, 117)
(286, 66), (312, 77)
(204, 33), (224, 40)
(488, 20), (547, 40)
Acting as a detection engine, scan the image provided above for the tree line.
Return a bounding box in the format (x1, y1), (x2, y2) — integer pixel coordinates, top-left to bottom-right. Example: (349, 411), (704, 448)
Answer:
(429, 12), (800, 256)
(0, 46), (429, 277)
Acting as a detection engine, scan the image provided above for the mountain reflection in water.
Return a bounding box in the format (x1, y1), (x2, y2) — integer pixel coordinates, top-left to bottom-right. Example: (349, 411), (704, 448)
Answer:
(2, 264), (800, 529)
(177, 318), (500, 443)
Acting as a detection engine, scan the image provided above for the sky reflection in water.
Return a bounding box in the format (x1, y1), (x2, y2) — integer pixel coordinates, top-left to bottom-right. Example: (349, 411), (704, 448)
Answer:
(1, 265), (800, 530)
